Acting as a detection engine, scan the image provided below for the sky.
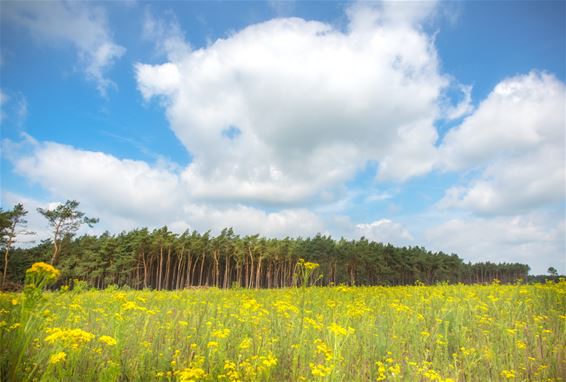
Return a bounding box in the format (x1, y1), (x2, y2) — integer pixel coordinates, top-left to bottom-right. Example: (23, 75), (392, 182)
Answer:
(1, 0), (564, 274)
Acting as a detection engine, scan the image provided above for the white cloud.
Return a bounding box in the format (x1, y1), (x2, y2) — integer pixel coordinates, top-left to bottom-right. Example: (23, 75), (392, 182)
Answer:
(438, 72), (565, 215)
(3, 138), (326, 239)
(136, 63), (181, 100)
(183, 204), (324, 238)
(142, 9), (191, 61)
(439, 149), (564, 215)
(2, 1), (125, 94)
(355, 219), (413, 246)
(135, 3), (453, 205)
(7, 140), (183, 223)
(427, 71), (566, 274)
(425, 213), (565, 274)
(440, 72), (564, 170)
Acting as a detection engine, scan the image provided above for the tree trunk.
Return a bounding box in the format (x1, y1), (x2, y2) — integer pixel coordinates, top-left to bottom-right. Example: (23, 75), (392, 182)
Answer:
(198, 253), (205, 286)
(142, 251), (148, 288)
(236, 260), (242, 288)
(158, 246), (163, 290)
(255, 256), (262, 289)
(2, 237), (13, 288)
(164, 246), (171, 289)
(223, 255), (230, 289)
(248, 249), (255, 288)
(189, 251), (193, 288)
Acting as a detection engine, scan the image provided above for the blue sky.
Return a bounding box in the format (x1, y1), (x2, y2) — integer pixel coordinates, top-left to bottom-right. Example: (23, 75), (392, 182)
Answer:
(1, 0), (564, 274)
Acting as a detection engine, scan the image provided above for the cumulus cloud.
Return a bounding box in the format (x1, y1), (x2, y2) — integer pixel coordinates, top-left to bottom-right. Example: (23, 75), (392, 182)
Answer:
(438, 72), (565, 215)
(355, 219), (413, 246)
(440, 72), (565, 170)
(135, 2), (453, 205)
(2, 0), (125, 94)
(182, 204), (325, 238)
(136, 62), (181, 101)
(7, 140), (183, 222)
(3, 138), (327, 239)
(427, 72), (566, 274)
(425, 213), (565, 274)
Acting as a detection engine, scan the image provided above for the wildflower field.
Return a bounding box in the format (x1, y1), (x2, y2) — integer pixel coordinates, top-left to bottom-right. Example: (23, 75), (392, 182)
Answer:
(1, 264), (565, 381)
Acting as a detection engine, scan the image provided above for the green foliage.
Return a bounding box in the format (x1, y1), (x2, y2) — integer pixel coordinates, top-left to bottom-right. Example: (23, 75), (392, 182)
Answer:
(4, 226), (532, 291)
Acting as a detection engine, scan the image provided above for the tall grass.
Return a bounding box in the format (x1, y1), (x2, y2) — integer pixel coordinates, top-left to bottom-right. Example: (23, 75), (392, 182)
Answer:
(1, 264), (564, 381)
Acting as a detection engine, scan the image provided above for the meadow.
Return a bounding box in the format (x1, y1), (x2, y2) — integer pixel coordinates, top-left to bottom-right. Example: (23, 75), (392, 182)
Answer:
(1, 263), (564, 381)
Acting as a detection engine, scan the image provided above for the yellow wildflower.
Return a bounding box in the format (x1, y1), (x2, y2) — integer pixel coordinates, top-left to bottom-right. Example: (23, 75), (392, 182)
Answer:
(45, 328), (95, 348)
(262, 354), (277, 367)
(314, 339), (333, 361)
(310, 363), (333, 377)
(49, 351), (66, 365)
(516, 340), (526, 349)
(212, 328), (231, 339)
(176, 366), (206, 382)
(304, 262), (319, 270)
(327, 322), (354, 336)
(239, 337), (252, 350)
(27, 262), (60, 280)
(501, 369), (516, 379)
(99, 335), (117, 346)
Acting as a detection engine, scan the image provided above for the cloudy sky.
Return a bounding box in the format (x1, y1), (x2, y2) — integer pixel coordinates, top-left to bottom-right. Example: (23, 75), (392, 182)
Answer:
(1, 1), (564, 274)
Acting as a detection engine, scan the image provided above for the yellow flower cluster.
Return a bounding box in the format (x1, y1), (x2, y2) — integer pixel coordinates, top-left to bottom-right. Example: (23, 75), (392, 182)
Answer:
(98, 335), (117, 346)
(501, 369), (516, 379)
(49, 351), (66, 365)
(220, 354), (277, 381)
(239, 337), (252, 350)
(45, 327), (95, 349)
(313, 339), (333, 361)
(212, 328), (231, 339)
(303, 262), (320, 271)
(176, 366), (207, 382)
(310, 362), (333, 377)
(327, 322), (354, 336)
(26, 262), (60, 282)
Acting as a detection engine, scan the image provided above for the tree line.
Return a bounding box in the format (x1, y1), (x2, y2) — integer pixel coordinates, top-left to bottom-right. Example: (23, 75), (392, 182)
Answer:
(0, 201), (539, 290)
